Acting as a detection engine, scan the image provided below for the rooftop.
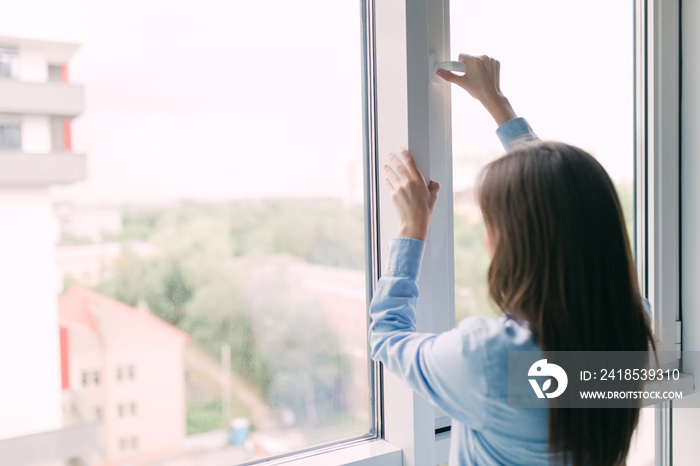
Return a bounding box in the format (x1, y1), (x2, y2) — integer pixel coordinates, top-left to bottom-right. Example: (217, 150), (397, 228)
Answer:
(59, 286), (191, 347)
(0, 34), (80, 62)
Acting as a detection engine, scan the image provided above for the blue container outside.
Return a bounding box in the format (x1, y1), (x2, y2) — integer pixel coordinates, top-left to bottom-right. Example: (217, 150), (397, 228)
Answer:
(229, 417), (251, 446)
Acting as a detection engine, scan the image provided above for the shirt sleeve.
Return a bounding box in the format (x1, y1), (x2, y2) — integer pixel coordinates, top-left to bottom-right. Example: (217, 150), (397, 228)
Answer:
(367, 238), (489, 428)
(495, 117), (538, 152)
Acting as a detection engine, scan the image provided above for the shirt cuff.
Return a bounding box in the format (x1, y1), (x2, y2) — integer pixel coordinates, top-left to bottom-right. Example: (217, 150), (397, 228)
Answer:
(496, 117), (538, 152)
(385, 238), (426, 278)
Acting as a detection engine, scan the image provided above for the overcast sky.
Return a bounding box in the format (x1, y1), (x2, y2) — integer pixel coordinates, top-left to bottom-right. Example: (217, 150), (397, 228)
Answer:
(0, 0), (632, 204)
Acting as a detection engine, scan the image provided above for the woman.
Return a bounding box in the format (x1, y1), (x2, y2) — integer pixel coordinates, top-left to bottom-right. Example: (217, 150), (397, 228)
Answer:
(368, 54), (655, 466)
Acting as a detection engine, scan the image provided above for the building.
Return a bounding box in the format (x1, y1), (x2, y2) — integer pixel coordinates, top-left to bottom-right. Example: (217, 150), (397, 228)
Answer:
(55, 204), (124, 243)
(55, 241), (158, 288)
(59, 286), (191, 465)
(0, 35), (96, 465)
(0, 35), (85, 184)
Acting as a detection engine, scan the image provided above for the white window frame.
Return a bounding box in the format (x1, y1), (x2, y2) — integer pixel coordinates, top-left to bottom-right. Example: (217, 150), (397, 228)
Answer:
(373, 0), (455, 464)
(636, 1), (696, 465)
(673, 0), (700, 462)
(637, 0), (680, 365)
(245, 1), (695, 465)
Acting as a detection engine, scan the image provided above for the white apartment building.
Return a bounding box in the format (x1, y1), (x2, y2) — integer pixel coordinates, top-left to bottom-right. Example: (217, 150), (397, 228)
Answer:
(59, 286), (190, 465)
(0, 35), (97, 465)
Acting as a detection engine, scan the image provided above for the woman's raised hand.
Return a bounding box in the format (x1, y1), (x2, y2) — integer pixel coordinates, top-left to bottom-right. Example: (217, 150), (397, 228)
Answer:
(383, 148), (440, 241)
(436, 54), (517, 126)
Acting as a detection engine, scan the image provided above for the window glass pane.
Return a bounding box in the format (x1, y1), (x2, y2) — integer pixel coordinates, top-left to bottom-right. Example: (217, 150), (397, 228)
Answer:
(0, 46), (18, 79)
(449, 1), (648, 464)
(51, 117), (66, 151)
(48, 64), (63, 82)
(2, 1), (368, 465)
(0, 114), (21, 150)
(449, 0), (635, 319)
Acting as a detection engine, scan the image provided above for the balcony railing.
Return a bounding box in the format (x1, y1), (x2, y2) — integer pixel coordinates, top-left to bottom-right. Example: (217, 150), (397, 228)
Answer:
(0, 151), (86, 185)
(0, 78), (84, 117)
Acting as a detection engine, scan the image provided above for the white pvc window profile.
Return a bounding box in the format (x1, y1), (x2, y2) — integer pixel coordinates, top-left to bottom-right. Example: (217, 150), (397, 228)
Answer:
(636, 0), (680, 365)
(635, 2), (676, 464)
(635, 1), (697, 465)
(373, 0), (456, 464)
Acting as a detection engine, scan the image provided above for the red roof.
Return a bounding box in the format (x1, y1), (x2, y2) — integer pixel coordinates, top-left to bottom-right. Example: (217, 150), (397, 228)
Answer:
(58, 286), (191, 346)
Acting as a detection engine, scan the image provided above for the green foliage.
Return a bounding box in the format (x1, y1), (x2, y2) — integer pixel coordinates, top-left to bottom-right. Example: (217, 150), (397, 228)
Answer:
(115, 208), (161, 241)
(162, 260), (194, 326)
(227, 200), (365, 269)
(96, 245), (154, 308)
(249, 291), (351, 427)
(95, 199), (358, 431)
(182, 277), (269, 390)
(453, 215), (497, 322)
(59, 233), (93, 245)
(186, 400), (227, 435)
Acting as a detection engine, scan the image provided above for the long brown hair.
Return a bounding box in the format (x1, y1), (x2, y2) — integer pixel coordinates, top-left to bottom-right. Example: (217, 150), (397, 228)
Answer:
(477, 141), (655, 466)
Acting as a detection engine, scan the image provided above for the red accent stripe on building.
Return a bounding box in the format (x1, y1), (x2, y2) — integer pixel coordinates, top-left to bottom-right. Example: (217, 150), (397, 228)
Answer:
(63, 119), (72, 151)
(59, 326), (70, 390)
(60, 65), (69, 83)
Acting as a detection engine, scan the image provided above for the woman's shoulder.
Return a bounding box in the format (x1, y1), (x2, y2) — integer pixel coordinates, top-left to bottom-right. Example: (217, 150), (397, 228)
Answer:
(456, 315), (542, 402)
(456, 314), (540, 353)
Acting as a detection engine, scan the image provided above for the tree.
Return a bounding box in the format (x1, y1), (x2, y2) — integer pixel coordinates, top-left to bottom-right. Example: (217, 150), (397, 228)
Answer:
(182, 274), (269, 390)
(241, 261), (351, 428)
(453, 215), (497, 322)
(162, 260), (194, 326)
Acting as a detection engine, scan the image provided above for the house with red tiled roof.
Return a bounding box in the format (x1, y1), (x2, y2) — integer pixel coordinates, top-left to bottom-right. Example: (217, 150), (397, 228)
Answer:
(59, 286), (190, 465)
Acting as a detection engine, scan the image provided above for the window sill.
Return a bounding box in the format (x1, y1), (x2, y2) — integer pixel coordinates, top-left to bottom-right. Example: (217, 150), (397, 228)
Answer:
(643, 371), (695, 406)
(253, 438), (402, 466)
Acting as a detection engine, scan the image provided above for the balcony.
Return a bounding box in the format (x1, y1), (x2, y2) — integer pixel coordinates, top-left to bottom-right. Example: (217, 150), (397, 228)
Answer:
(0, 79), (84, 117)
(0, 151), (86, 185)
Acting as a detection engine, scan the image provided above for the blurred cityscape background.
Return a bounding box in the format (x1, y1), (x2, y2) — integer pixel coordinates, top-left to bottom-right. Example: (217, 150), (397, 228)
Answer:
(0, 1), (373, 462)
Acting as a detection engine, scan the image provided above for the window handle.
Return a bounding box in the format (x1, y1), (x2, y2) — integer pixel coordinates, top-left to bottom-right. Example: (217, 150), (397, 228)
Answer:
(429, 53), (467, 85)
(435, 60), (467, 73)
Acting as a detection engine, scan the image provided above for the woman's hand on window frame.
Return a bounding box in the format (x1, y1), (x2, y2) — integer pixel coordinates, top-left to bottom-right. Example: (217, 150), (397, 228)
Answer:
(383, 147), (440, 241)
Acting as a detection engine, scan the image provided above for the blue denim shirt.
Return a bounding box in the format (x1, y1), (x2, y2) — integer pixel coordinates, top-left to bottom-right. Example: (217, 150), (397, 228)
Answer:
(370, 240), (551, 466)
(369, 118), (568, 465)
